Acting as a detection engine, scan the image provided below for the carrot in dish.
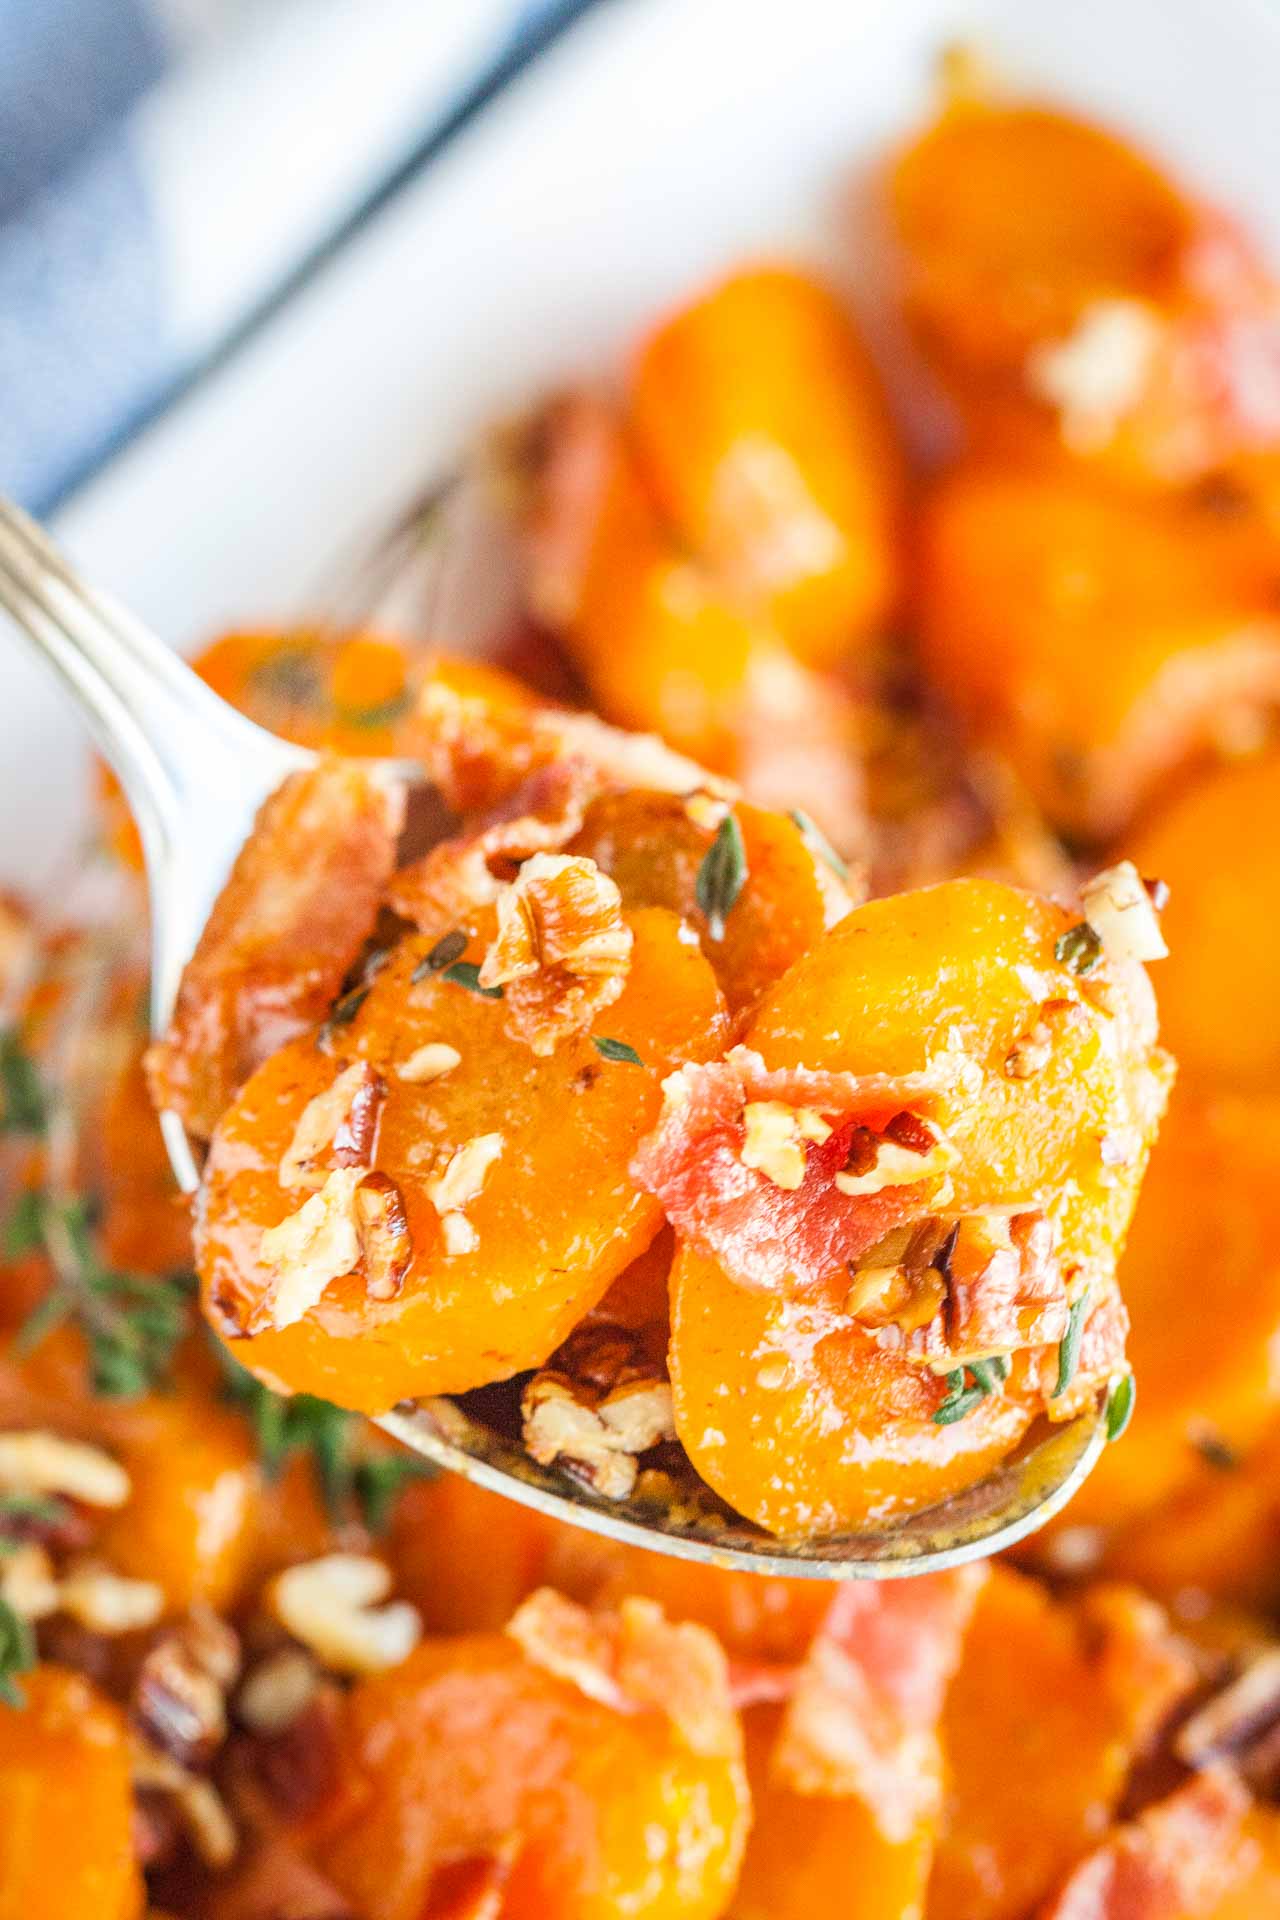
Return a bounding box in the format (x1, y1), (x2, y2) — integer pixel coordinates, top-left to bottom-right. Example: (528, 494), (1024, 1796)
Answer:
(0, 1664), (144, 1920)
(915, 465), (1280, 841)
(196, 904), (727, 1411)
(1127, 749), (1280, 1091)
(891, 96), (1280, 487)
(650, 876), (1170, 1533)
(629, 265), (904, 666)
(308, 1591), (750, 1920)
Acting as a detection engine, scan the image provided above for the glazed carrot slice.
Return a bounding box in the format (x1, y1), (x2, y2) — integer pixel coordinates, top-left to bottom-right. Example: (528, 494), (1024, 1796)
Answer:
(915, 466), (1280, 840)
(629, 265), (903, 666)
(891, 100), (1280, 486)
(656, 878), (1170, 1532)
(197, 907), (727, 1411)
(311, 1596), (749, 1920)
(0, 1665), (144, 1920)
(570, 790), (855, 1014)
(1052, 1085), (1280, 1537)
(1127, 749), (1280, 1090)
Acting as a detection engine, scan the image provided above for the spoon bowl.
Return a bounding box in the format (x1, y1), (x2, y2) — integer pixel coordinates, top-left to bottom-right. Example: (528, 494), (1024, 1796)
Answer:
(0, 491), (1117, 1579)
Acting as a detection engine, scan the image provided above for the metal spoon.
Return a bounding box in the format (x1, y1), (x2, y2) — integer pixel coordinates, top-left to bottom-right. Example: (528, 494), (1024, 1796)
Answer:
(0, 493), (1112, 1579)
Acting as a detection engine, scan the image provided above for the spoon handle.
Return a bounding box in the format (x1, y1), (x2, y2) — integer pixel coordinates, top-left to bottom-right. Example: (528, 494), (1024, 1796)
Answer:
(0, 497), (311, 1037)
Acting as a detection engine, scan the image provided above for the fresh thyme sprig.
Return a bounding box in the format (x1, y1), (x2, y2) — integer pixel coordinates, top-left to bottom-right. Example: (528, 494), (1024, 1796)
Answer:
(933, 1353), (1010, 1426)
(1, 1027), (193, 1399)
(0, 1595), (35, 1709)
(217, 1347), (433, 1532)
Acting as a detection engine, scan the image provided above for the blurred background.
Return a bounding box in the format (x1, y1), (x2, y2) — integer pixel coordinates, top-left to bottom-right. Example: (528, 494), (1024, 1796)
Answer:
(0, 0), (595, 513)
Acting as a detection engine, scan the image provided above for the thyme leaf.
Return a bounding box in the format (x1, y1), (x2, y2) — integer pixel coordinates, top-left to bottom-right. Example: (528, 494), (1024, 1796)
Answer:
(0, 1028), (45, 1134)
(787, 809), (849, 881)
(695, 814), (748, 941)
(592, 1037), (644, 1066)
(1055, 922), (1103, 976)
(1105, 1372), (1136, 1443)
(441, 961), (503, 1000)
(0, 1595), (35, 1708)
(1054, 1293), (1089, 1398)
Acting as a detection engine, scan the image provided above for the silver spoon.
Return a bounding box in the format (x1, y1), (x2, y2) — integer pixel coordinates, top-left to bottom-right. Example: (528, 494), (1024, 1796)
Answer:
(0, 493), (1113, 1579)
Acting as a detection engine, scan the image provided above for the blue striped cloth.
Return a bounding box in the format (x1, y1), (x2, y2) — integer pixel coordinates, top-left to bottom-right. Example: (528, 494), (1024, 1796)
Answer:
(0, 0), (586, 513)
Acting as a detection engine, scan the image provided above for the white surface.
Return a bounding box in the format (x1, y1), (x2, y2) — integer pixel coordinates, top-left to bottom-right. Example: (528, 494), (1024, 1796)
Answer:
(5, 0), (1280, 887)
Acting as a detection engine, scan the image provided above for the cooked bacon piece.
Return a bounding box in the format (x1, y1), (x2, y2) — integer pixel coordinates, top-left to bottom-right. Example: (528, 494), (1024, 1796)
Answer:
(874, 1207), (1071, 1367)
(632, 1047), (957, 1291)
(1036, 1768), (1251, 1920)
(506, 1587), (739, 1759)
(772, 1565), (986, 1843)
(480, 852), (632, 1056)
(147, 760), (404, 1140)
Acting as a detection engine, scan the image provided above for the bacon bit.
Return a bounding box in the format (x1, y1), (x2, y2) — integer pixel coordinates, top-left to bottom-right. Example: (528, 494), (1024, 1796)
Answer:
(1080, 1586), (1199, 1761)
(477, 852), (633, 1056)
(1174, 1648), (1280, 1770)
(147, 759), (404, 1141)
(633, 1049), (960, 1292)
(254, 1168), (363, 1332)
(506, 1588), (739, 1759)
(279, 1062), (384, 1191)
(772, 1566), (987, 1843)
(353, 1172), (412, 1301)
(396, 1041), (462, 1085)
(1036, 1767), (1251, 1920)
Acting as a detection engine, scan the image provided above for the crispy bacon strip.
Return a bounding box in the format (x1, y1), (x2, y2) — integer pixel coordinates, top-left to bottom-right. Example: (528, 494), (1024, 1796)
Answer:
(772, 1565), (986, 1844)
(631, 1047), (958, 1291)
(1036, 1768), (1251, 1920)
(146, 760), (404, 1141)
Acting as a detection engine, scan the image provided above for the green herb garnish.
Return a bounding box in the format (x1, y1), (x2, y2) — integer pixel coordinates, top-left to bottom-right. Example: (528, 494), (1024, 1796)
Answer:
(1105, 1372), (1136, 1443)
(251, 647), (325, 710)
(787, 809), (849, 881)
(695, 813), (748, 941)
(933, 1357), (1010, 1426)
(0, 1028), (45, 1134)
(8, 1190), (193, 1400)
(1053, 1293), (1089, 1398)
(218, 1349), (433, 1529)
(441, 961), (503, 999)
(1190, 1427), (1240, 1472)
(0, 1595), (35, 1708)
(413, 930), (468, 981)
(333, 689), (413, 731)
(593, 1037), (644, 1066)
(1055, 922), (1103, 976)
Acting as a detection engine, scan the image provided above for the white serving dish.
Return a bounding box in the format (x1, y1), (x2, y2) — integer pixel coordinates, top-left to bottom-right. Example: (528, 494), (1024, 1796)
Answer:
(5, 0), (1280, 888)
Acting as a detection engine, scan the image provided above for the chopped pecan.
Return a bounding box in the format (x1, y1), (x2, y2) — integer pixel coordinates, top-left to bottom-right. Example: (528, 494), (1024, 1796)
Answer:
(267, 1554), (421, 1676)
(0, 1430), (129, 1507)
(279, 1061), (384, 1191)
(130, 1736), (238, 1869)
(235, 1646), (320, 1736)
(522, 1355), (674, 1502)
(740, 1101), (832, 1191)
(58, 1560), (164, 1635)
(353, 1172), (412, 1301)
(480, 853), (632, 1056)
(132, 1607), (241, 1771)
(254, 1168), (363, 1332)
